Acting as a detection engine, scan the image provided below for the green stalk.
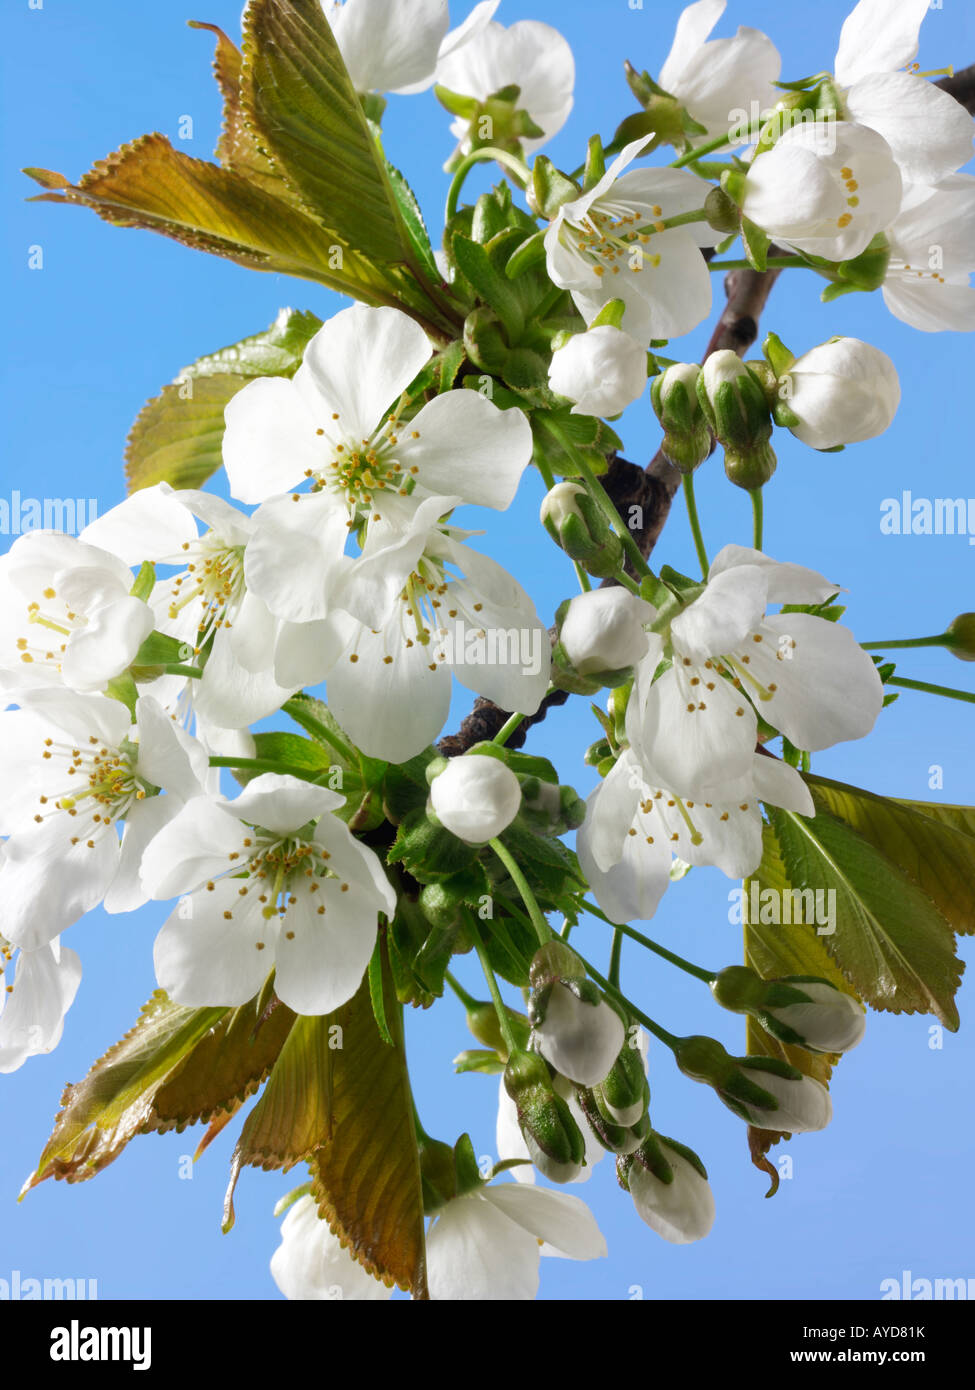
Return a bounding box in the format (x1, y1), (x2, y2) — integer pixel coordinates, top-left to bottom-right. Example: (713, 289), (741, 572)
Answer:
(861, 634), (953, 652)
(445, 147), (532, 222)
(581, 901), (716, 984)
(750, 487), (764, 552)
(681, 472), (710, 577)
(472, 928), (519, 1056)
(282, 697), (356, 763)
(885, 676), (975, 705)
(490, 838), (552, 946)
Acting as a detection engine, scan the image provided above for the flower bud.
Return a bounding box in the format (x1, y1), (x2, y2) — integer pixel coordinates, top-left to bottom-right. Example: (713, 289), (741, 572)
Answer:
(532, 982), (626, 1088)
(548, 326), (648, 418)
(775, 337), (900, 450)
(559, 589), (654, 678)
(429, 755), (521, 844)
(947, 613), (975, 662)
(519, 777), (587, 837)
(703, 186), (740, 235)
(696, 350), (777, 489)
(650, 363), (712, 473)
(503, 1049), (586, 1183)
(576, 1085), (646, 1155)
(594, 1030), (650, 1127)
(620, 1133), (715, 1244)
(674, 1034), (832, 1132)
(540, 481), (624, 579)
(711, 966), (865, 1054)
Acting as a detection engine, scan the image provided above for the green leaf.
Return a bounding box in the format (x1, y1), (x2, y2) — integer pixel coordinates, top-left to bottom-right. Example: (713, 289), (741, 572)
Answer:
(23, 992), (227, 1191)
(146, 996), (298, 1135)
(124, 308), (321, 492)
(741, 215), (771, 272)
(452, 234), (525, 340)
(766, 805), (963, 1029)
(241, 0), (413, 268)
(26, 135), (395, 298)
(385, 160), (441, 287)
(309, 943), (427, 1294)
(808, 776), (975, 937)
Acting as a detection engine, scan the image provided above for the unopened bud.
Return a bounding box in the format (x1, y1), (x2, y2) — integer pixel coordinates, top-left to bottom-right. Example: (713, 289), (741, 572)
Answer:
(503, 1049), (585, 1183)
(711, 966), (865, 1054)
(541, 481), (624, 579)
(696, 351), (776, 489)
(947, 613), (975, 662)
(529, 942), (626, 1087)
(552, 588), (655, 694)
(650, 363), (711, 473)
(429, 754), (521, 844)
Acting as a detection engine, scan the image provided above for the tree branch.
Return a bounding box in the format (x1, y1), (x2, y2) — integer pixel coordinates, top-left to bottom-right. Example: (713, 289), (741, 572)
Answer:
(938, 63), (975, 114)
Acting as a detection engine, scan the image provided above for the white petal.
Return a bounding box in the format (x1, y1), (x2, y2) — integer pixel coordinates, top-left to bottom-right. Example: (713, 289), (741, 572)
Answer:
(153, 880), (277, 1007)
(244, 492), (352, 623)
(632, 663), (758, 802)
(398, 390), (533, 511)
(834, 0), (930, 87)
(222, 376), (323, 504)
(708, 544), (840, 604)
(846, 71), (974, 185)
(327, 0), (448, 94)
(229, 772), (344, 835)
(659, 0), (725, 90)
(672, 564), (769, 662)
(427, 1192), (540, 1301)
(79, 483), (199, 563)
(272, 877), (377, 1015)
(295, 305), (432, 443)
(750, 753), (815, 818)
(0, 820), (119, 948)
(140, 796), (251, 900)
(270, 1194), (393, 1300)
(484, 1183), (607, 1260)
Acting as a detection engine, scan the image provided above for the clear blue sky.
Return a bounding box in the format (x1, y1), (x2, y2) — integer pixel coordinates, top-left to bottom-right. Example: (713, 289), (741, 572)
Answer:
(2, 0), (973, 1301)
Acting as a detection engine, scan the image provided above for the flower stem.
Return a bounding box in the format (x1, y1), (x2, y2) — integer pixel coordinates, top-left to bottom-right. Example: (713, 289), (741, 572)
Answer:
(681, 472), (710, 578)
(582, 901), (716, 983)
(750, 487), (764, 552)
(609, 927), (623, 989)
(493, 711), (527, 747)
(445, 147), (532, 222)
(208, 756), (338, 784)
(489, 838), (552, 946)
(885, 676), (975, 705)
(444, 969), (478, 1011)
(542, 419), (655, 583)
(472, 927), (519, 1056)
(708, 256), (808, 271)
(669, 122), (764, 168)
(861, 634), (952, 652)
(161, 663), (204, 679)
(282, 698), (356, 763)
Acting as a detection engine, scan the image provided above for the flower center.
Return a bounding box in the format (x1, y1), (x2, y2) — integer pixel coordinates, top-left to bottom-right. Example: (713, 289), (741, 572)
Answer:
(211, 832), (351, 952)
(14, 586), (83, 675)
(32, 734), (151, 845)
(570, 201), (664, 280)
(834, 163), (860, 230)
(306, 411), (421, 518)
(168, 535), (246, 648)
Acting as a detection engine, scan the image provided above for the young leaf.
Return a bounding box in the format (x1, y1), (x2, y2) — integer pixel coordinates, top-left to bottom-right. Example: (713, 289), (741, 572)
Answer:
(309, 944), (427, 1294)
(766, 805), (963, 1029)
(124, 308), (320, 492)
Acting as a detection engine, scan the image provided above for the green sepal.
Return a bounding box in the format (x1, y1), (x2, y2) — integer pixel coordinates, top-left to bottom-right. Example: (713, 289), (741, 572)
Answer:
(454, 1049), (506, 1075)
(129, 561), (156, 603)
(530, 156), (580, 220)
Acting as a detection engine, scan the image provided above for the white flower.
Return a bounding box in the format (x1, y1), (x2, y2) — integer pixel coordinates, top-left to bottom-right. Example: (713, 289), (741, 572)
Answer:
(659, 0), (781, 141)
(280, 496), (550, 763)
(0, 931), (81, 1074)
(742, 120), (902, 263)
(435, 1), (575, 156)
(0, 531), (153, 698)
(270, 1194), (393, 1301)
(0, 690), (207, 948)
(548, 326), (648, 417)
(626, 545), (884, 801)
(577, 748), (814, 925)
(735, 1068), (833, 1132)
(766, 981), (866, 1053)
(882, 175), (975, 332)
(781, 337), (900, 449)
(222, 305), (533, 624)
(430, 755), (521, 844)
(83, 483), (298, 731)
(322, 0), (448, 96)
(544, 136), (719, 347)
(143, 773), (396, 1015)
(534, 983), (625, 1088)
(628, 1140), (716, 1244)
(426, 1179), (606, 1300)
(495, 1075), (605, 1185)
(560, 588), (654, 676)
(833, 0), (973, 185)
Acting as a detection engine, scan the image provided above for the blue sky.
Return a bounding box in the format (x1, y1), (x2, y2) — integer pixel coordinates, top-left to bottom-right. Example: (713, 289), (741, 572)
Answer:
(1, 0), (974, 1301)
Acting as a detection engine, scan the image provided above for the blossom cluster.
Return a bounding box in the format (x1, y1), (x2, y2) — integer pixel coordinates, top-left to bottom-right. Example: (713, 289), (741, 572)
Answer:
(5, 0), (973, 1302)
